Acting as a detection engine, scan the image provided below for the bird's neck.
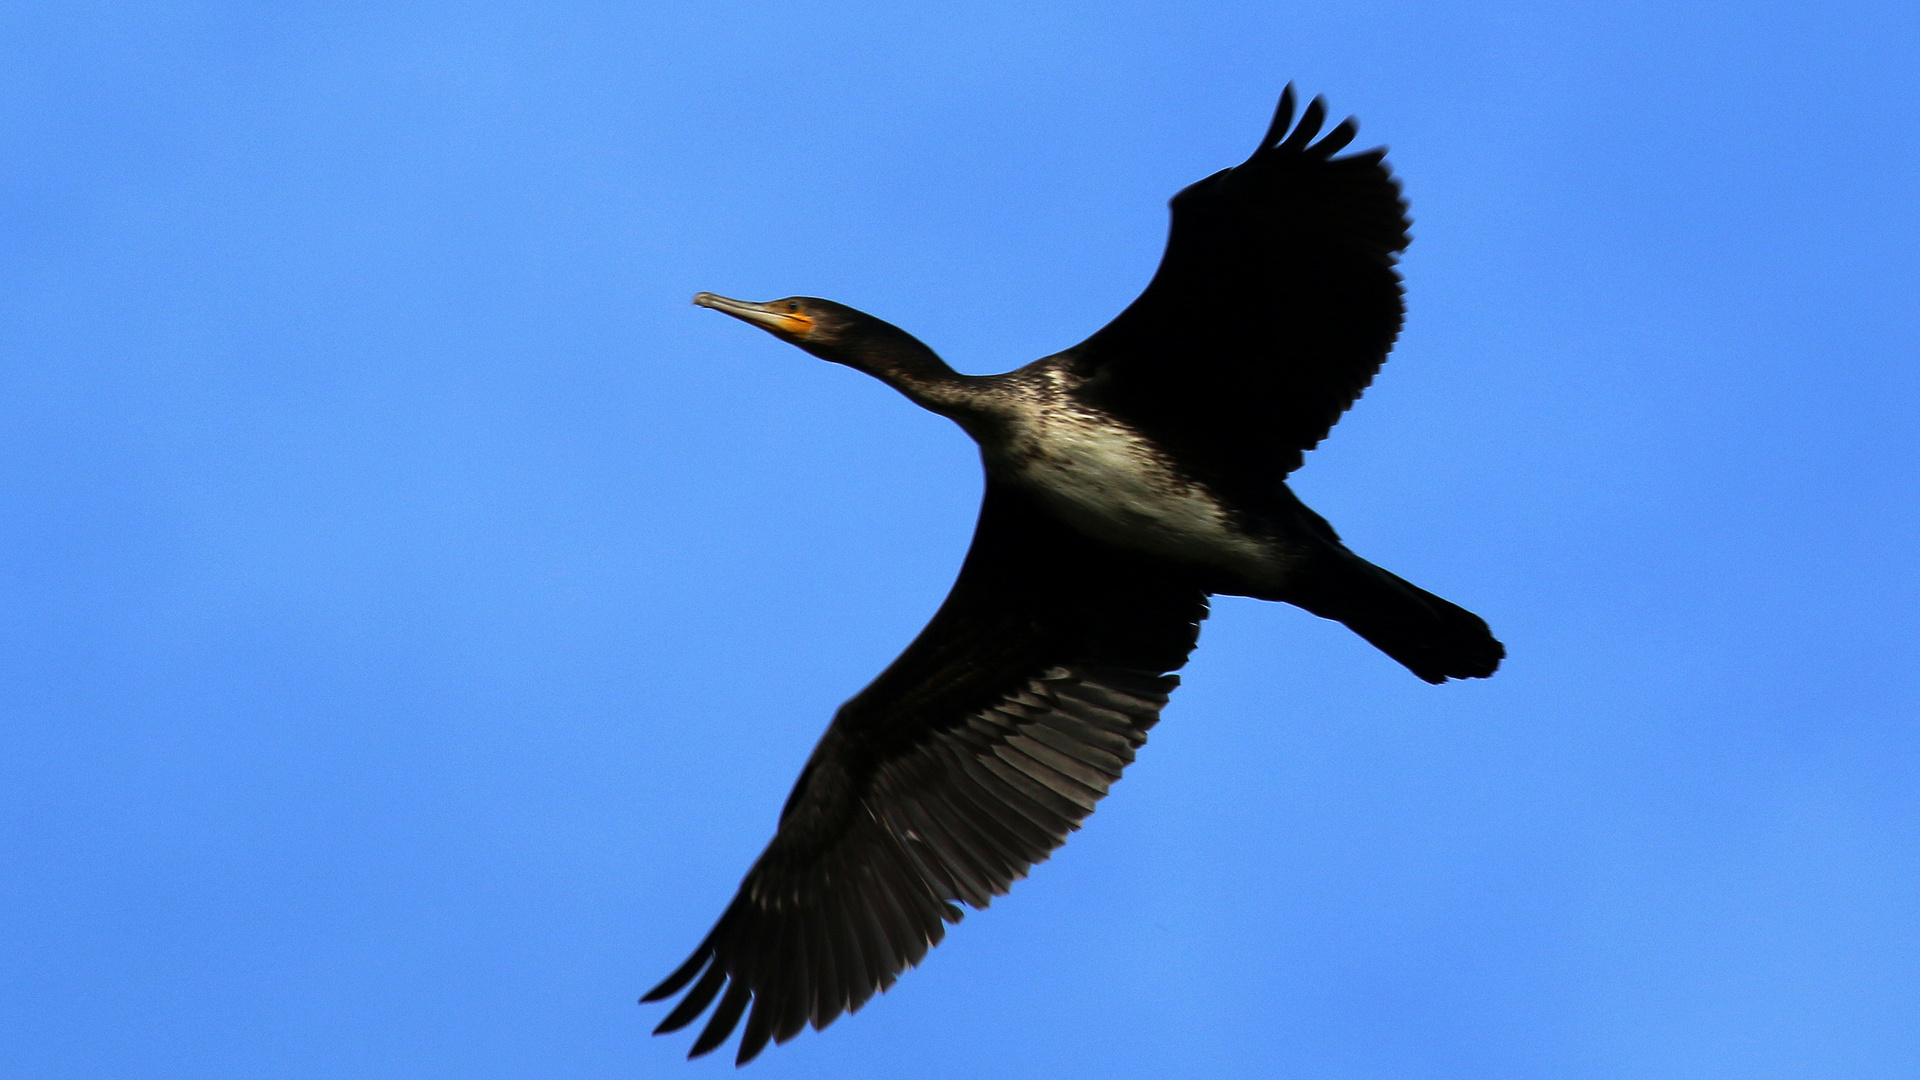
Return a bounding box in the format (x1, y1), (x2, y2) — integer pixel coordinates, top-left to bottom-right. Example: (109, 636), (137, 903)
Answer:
(836, 331), (987, 419)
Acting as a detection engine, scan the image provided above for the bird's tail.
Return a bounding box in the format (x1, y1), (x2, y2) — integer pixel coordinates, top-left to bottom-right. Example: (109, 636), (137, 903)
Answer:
(1283, 550), (1503, 683)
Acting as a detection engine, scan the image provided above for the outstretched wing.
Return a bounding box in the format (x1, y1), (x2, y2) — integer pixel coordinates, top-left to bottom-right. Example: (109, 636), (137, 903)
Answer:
(1063, 86), (1412, 484)
(643, 482), (1208, 1065)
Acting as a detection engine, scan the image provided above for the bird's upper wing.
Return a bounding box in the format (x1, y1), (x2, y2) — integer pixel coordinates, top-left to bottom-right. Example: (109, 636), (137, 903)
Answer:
(1060, 86), (1412, 483)
(643, 482), (1208, 1065)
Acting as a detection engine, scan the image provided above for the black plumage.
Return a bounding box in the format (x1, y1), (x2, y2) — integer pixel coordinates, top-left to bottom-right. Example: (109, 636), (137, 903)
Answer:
(646, 86), (1503, 1065)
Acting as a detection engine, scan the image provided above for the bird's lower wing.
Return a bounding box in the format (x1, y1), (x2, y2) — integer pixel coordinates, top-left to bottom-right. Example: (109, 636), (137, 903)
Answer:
(643, 482), (1208, 1064)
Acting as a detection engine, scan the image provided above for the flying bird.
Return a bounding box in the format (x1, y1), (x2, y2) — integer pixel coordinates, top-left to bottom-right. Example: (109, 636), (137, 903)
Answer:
(645, 86), (1502, 1065)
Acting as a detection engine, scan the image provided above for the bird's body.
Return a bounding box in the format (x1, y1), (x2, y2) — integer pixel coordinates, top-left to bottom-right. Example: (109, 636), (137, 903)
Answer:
(974, 369), (1293, 588)
(647, 87), (1503, 1065)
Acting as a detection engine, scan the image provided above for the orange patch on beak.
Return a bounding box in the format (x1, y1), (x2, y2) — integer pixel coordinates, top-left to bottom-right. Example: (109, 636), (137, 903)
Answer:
(770, 313), (814, 339)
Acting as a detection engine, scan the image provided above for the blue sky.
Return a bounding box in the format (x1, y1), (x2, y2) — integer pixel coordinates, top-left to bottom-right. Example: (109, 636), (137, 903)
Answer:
(3, 1), (1917, 1077)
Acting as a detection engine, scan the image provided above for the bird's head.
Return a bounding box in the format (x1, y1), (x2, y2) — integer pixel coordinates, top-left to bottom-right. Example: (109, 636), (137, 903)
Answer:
(692, 293), (866, 363)
(692, 292), (959, 409)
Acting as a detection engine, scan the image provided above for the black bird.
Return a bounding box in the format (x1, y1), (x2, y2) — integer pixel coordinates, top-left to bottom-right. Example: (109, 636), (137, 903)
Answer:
(646, 86), (1502, 1065)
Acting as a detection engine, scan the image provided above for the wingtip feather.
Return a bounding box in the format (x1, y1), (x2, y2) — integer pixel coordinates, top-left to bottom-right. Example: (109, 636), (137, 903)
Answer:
(1280, 95), (1328, 152)
(688, 980), (752, 1059)
(642, 928), (719, 1002)
(653, 970), (725, 1034)
(734, 997), (776, 1066)
(1310, 117), (1359, 158)
(1253, 84), (1297, 157)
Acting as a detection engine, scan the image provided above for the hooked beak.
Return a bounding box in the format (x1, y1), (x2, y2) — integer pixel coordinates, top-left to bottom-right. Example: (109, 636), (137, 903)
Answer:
(693, 293), (814, 340)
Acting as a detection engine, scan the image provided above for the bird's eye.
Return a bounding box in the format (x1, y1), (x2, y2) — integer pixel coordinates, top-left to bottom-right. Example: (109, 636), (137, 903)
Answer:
(787, 302), (800, 312)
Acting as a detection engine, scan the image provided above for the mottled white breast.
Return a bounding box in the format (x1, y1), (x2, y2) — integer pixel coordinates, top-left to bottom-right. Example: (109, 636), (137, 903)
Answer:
(992, 402), (1283, 582)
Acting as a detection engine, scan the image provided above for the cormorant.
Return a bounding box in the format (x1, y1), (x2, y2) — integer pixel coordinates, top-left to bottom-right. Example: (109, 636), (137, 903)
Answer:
(645, 86), (1502, 1065)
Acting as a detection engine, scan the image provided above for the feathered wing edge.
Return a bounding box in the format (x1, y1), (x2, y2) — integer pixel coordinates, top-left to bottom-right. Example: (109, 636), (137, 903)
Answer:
(642, 666), (1181, 1065)
(642, 484), (1207, 1065)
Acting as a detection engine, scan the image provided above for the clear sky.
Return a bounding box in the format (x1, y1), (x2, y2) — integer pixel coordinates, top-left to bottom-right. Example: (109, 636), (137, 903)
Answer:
(3, 2), (1917, 1077)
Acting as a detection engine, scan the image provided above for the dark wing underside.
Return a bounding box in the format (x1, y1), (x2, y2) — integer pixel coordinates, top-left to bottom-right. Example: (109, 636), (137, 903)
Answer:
(643, 482), (1208, 1065)
(1061, 86), (1413, 485)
